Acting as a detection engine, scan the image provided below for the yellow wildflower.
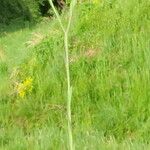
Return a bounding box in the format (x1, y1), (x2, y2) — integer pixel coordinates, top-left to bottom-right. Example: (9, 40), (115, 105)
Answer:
(17, 77), (33, 98)
(19, 90), (26, 98)
(23, 77), (33, 91)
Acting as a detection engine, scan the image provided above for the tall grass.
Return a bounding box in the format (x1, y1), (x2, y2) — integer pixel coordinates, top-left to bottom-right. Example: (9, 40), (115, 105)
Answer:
(0, 0), (150, 149)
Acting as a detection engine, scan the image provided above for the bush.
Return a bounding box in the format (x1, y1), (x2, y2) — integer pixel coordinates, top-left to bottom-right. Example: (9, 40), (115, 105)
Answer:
(0, 0), (38, 24)
(0, 0), (65, 24)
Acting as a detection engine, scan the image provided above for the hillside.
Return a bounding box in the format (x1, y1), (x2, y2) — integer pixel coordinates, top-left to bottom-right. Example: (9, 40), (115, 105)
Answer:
(0, 1), (150, 149)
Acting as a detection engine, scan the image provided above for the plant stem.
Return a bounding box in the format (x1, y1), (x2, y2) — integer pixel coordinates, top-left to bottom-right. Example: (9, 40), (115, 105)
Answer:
(48, 0), (65, 33)
(64, 32), (73, 150)
(48, 0), (75, 149)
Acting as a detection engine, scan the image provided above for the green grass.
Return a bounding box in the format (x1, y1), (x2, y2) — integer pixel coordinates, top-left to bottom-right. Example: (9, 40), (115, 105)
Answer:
(0, 0), (150, 149)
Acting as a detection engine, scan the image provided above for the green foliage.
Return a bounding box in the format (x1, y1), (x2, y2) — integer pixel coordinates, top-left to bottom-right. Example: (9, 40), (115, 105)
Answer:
(0, 0), (32, 24)
(0, 0), (150, 149)
(0, 62), (8, 75)
(0, 0), (64, 24)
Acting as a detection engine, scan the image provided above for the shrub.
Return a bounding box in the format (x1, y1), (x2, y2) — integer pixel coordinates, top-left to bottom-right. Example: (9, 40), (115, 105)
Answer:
(0, 0), (65, 24)
(0, 0), (31, 24)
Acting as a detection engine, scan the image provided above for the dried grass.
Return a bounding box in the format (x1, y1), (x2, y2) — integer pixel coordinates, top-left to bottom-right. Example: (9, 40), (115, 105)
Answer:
(25, 32), (44, 48)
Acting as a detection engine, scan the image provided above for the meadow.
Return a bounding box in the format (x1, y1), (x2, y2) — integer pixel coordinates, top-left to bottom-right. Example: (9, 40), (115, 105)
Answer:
(0, 0), (150, 149)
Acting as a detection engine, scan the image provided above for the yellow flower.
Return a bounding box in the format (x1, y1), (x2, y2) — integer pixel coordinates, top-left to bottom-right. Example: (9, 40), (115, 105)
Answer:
(19, 90), (26, 98)
(23, 77), (33, 90)
(17, 77), (33, 98)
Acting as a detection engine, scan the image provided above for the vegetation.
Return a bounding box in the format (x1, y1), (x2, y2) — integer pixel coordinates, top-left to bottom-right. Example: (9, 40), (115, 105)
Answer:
(0, 0), (65, 24)
(0, 0), (150, 149)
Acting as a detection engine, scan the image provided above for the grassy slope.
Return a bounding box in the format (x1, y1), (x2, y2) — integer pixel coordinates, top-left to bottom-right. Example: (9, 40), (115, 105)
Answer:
(0, 1), (150, 149)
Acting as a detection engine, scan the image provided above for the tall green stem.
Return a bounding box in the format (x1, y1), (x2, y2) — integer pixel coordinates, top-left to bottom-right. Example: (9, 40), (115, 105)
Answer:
(64, 32), (73, 150)
(48, 0), (76, 149)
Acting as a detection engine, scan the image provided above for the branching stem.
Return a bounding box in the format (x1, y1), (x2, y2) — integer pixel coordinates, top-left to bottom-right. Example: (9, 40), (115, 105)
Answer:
(48, 0), (76, 149)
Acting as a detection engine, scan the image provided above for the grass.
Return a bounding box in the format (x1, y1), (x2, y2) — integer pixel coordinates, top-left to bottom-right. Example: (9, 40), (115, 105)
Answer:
(0, 0), (150, 149)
